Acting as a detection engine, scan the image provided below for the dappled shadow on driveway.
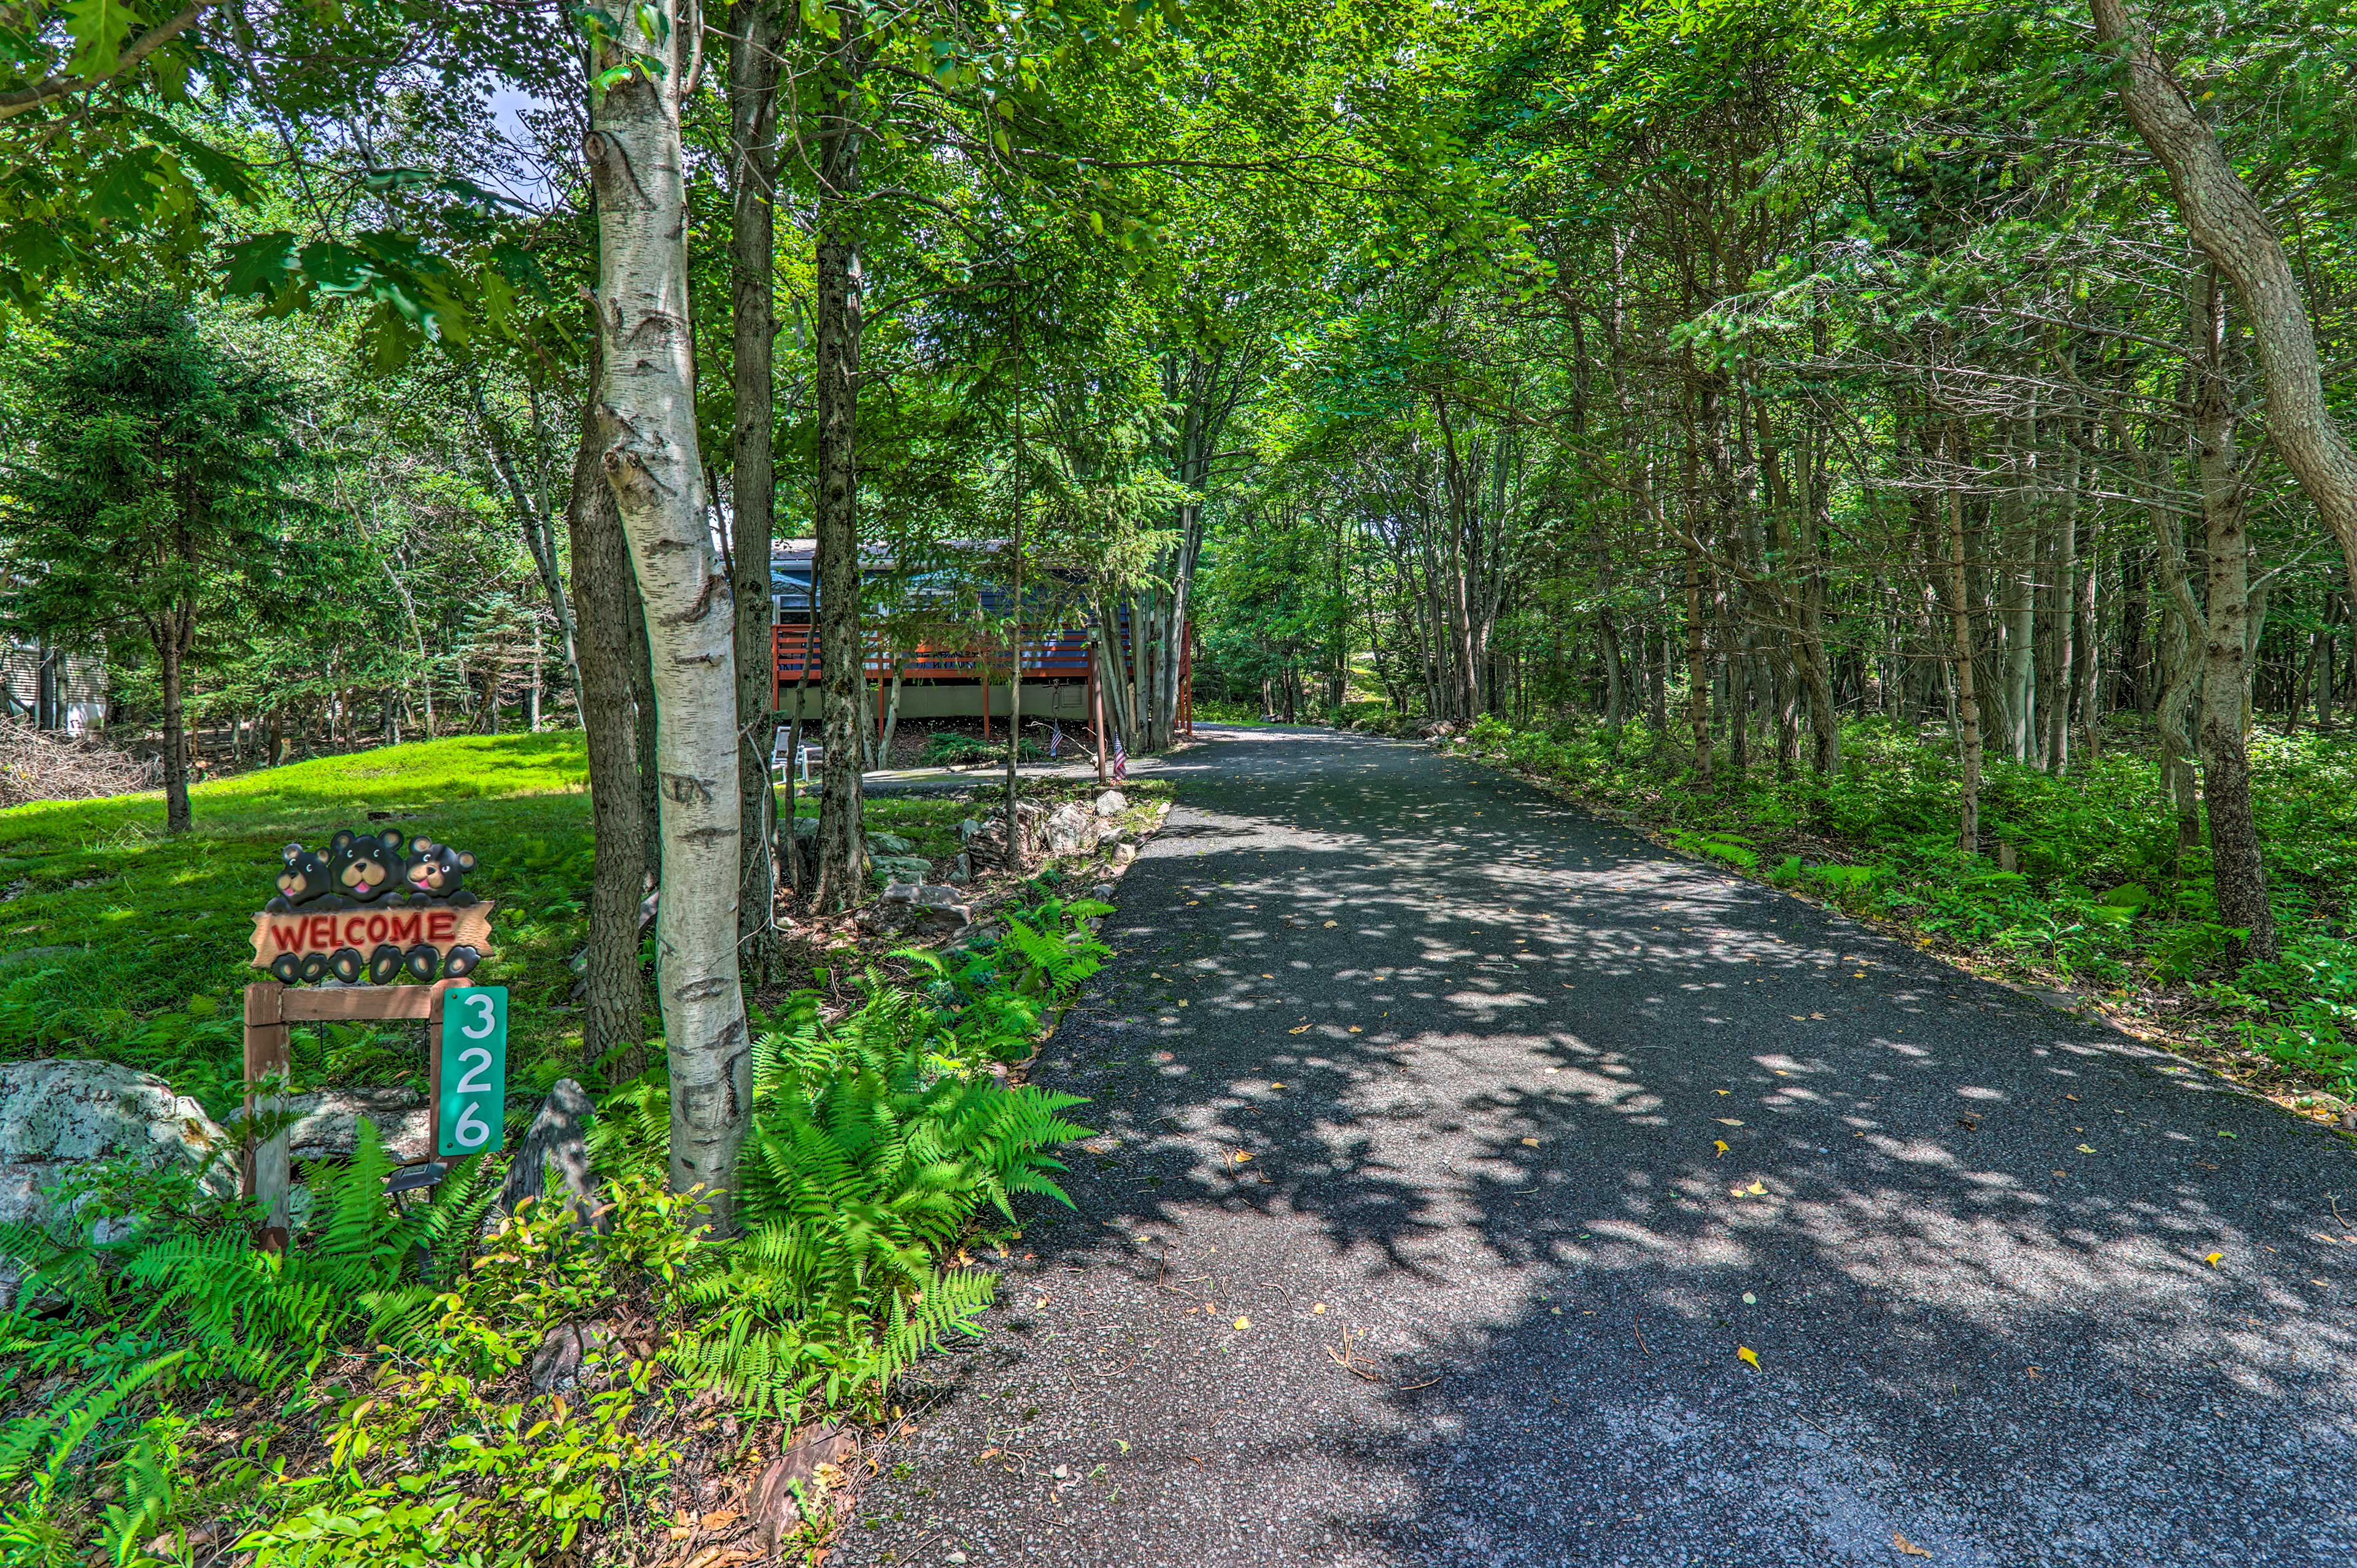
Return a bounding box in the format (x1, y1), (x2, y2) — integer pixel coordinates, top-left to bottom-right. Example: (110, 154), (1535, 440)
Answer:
(836, 727), (2357, 1568)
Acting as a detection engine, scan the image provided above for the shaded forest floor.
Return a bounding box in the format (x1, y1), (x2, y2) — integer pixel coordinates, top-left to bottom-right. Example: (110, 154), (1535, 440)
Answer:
(1436, 713), (2357, 1129)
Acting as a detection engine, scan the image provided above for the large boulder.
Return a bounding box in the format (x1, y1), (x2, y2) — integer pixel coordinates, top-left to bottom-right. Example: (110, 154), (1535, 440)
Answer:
(0, 1059), (234, 1303)
(1043, 801), (1100, 857)
(283, 1087), (430, 1162)
(865, 831), (915, 856)
(1093, 789), (1127, 817)
(875, 881), (973, 934)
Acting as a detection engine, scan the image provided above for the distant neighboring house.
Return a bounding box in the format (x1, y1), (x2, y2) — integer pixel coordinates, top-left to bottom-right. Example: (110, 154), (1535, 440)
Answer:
(0, 641), (106, 735)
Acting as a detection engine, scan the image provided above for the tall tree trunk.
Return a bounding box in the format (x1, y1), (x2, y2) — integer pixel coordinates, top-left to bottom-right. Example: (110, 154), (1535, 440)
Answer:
(2091, 0), (2357, 596)
(811, 13), (868, 911)
(627, 568), (660, 884)
(158, 610), (191, 833)
(2045, 430), (2080, 773)
(2075, 488), (2102, 762)
(1680, 417), (1711, 781)
(730, 0), (786, 979)
(585, 0), (751, 1229)
(1946, 427), (1983, 856)
(2186, 268), (2278, 959)
(565, 301), (648, 1078)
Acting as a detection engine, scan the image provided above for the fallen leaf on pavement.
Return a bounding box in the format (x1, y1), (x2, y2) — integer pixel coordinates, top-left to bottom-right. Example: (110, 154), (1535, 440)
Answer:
(1234, 1317), (1250, 1330)
(1717, 1118), (1744, 1126)
(1736, 1346), (1760, 1369)
(1288, 1025), (1310, 1035)
(2076, 1144), (2096, 1154)
(2217, 1130), (2238, 1139)
(1894, 1531), (1932, 1557)
(1746, 1180), (1767, 1194)
(1323, 921), (1337, 927)
(1522, 1137), (1540, 1146)
(1714, 1140), (1730, 1156)
(2205, 1251), (2224, 1267)
(1231, 1151), (1252, 1164)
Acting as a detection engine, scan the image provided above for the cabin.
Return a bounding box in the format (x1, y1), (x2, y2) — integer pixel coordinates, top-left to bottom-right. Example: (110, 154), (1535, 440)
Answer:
(768, 539), (1190, 740)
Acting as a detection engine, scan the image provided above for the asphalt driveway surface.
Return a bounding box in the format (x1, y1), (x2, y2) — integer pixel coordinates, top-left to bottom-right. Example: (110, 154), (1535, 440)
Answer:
(837, 725), (2356, 1567)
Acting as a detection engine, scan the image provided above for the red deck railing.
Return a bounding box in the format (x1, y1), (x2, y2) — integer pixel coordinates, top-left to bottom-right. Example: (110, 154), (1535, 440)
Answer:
(772, 625), (1100, 687)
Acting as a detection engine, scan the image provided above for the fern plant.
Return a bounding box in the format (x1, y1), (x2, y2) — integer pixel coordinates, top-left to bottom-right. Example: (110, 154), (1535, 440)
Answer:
(670, 978), (1091, 1421)
(915, 895), (1113, 1062)
(0, 1350), (187, 1568)
(121, 1122), (491, 1386)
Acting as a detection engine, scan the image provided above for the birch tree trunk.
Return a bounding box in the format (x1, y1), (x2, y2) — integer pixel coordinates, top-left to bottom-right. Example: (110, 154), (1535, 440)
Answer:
(2090, 0), (2357, 596)
(1681, 425), (1712, 781)
(729, 0), (784, 973)
(2044, 433), (2081, 773)
(584, 1), (751, 1229)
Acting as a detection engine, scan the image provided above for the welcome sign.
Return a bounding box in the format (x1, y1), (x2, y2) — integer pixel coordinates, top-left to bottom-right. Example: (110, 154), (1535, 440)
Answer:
(249, 903), (495, 967)
(246, 827), (496, 983)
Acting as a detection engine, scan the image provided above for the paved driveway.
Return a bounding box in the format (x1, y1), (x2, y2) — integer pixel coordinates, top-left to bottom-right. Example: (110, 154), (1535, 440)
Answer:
(837, 726), (2356, 1567)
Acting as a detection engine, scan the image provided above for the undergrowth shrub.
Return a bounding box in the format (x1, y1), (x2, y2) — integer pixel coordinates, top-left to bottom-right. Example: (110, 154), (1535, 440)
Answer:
(231, 1181), (699, 1567)
(664, 979), (1090, 1423)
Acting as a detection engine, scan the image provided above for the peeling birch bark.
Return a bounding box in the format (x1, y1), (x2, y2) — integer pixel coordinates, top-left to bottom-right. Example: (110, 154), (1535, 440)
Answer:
(584, 2), (750, 1230)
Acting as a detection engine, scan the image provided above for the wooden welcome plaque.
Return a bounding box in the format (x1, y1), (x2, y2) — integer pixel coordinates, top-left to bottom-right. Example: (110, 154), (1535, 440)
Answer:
(248, 902), (495, 968)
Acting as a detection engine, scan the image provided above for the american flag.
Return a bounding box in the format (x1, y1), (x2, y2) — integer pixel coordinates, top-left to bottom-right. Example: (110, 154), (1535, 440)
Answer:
(1050, 721), (1062, 758)
(1112, 734), (1128, 781)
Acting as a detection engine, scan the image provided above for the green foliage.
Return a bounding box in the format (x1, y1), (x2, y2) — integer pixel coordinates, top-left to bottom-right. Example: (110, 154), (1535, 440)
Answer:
(0, 1350), (187, 1567)
(230, 1183), (694, 1568)
(121, 1124), (493, 1385)
(1670, 828), (1759, 872)
(922, 894), (1113, 1062)
(668, 980), (1091, 1423)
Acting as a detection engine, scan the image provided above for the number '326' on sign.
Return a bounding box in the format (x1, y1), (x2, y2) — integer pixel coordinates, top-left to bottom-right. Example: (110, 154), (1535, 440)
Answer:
(438, 986), (508, 1157)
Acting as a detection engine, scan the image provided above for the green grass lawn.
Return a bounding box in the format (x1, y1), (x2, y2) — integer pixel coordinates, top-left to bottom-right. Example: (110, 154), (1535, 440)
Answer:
(0, 734), (601, 1118)
(0, 733), (1136, 1121)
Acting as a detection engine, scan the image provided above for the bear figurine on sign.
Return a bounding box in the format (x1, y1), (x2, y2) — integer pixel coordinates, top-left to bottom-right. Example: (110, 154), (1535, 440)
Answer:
(402, 840), (478, 905)
(327, 828), (403, 905)
(255, 831), (490, 984)
(266, 843), (334, 911)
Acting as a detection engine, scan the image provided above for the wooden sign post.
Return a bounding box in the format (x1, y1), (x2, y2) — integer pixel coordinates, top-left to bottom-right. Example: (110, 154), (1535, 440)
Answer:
(239, 830), (500, 1250)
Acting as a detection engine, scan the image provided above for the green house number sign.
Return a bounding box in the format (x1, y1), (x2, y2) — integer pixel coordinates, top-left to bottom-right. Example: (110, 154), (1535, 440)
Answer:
(438, 986), (508, 1157)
